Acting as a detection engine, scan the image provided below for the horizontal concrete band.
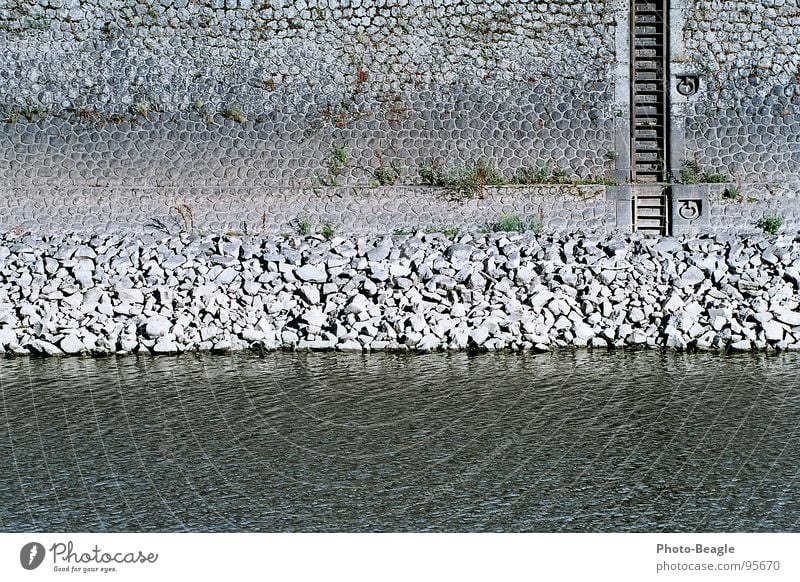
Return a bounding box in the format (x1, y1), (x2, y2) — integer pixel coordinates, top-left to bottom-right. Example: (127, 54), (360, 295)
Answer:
(2, 184), (800, 237)
(0, 185), (612, 236)
(1, 230), (799, 357)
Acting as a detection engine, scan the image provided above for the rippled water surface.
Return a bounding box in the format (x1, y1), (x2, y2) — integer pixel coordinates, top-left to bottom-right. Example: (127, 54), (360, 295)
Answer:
(1, 351), (799, 532)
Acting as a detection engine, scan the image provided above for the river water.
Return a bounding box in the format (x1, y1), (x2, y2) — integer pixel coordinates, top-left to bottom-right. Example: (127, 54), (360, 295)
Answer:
(1, 351), (798, 532)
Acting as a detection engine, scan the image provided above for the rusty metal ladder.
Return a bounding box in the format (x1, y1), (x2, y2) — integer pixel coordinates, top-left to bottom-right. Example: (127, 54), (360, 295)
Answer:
(632, 0), (669, 235)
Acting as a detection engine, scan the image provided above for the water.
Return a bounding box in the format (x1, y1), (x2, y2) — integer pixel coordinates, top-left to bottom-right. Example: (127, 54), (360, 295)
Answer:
(1, 350), (799, 532)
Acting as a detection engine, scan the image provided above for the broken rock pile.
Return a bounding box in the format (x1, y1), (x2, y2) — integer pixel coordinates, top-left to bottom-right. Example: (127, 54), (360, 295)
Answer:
(0, 230), (799, 356)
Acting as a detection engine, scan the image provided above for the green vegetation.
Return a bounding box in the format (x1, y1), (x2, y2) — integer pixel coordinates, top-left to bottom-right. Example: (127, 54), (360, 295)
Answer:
(321, 222), (336, 240)
(483, 212), (543, 234)
(393, 225), (461, 237)
(757, 214), (784, 235)
(221, 106), (246, 123)
(512, 164), (616, 186)
(513, 164), (561, 184)
(319, 146), (348, 186)
(4, 104), (49, 123)
(419, 159), (503, 198)
(680, 158), (729, 184)
(722, 185), (741, 200)
(419, 159), (615, 195)
(132, 101), (152, 118)
(490, 212), (525, 233)
(423, 225), (462, 237)
(296, 216), (313, 236)
(19, 105), (46, 122)
(372, 161), (402, 186)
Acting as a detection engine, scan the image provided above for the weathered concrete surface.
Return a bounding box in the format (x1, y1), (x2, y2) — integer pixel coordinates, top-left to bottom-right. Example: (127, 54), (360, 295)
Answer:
(0, 185), (614, 236)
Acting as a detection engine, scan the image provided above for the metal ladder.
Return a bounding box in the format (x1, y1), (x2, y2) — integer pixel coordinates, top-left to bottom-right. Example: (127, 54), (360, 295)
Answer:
(632, 0), (669, 234)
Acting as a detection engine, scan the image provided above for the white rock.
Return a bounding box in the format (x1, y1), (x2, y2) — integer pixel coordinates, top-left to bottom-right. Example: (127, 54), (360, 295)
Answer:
(470, 326), (490, 346)
(298, 339), (335, 350)
(345, 294), (369, 314)
(775, 307), (800, 326)
(299, 285), (320, 304)
(762, 320), (785, 341)
(213, 340), (232, 351)
(664, 294), (684, 313)
(153, 337), (178, 353)
(367, 244), (391, 261)
(60, 334), (84, 354)
(417, 334), (440, 351)
(573, 321), (595, 341)
(0, 327), (16, 346)
(118, 288), (144, 303)
(241, 329), (266, 342)
(530, 290), (554, 310)
(337, 340), (363, 352)
(215, 267), (238, 285)
(302, 308), (327, 327)
(31, 339), (62, 356)
(629, 308), (645, 323)
(389, 263), (411, 277)
(730, 339), (751, 351)
(145, 316), (171, 338)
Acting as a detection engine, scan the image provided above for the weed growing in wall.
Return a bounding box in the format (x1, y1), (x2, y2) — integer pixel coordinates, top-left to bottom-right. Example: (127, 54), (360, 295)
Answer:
(757, 214), (784, 235)
(419, 159), (503, 198)
(680, 158), (730, 184)
(221, 106), (246, 123)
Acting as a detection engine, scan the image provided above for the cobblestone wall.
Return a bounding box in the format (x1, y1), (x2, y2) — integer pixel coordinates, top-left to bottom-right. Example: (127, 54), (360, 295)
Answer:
(0, 0), (619, 188)
(679, 0), (800, 187)
(0, 184), (613, 236)
(707, 183), (800, 234)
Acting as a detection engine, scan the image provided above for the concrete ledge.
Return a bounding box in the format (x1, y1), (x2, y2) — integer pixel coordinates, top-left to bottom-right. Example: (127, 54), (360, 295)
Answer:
(0, 185), (612, 236)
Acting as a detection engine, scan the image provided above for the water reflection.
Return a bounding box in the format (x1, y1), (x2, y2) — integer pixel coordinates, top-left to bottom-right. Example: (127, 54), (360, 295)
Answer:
(1, 351), (798, 531)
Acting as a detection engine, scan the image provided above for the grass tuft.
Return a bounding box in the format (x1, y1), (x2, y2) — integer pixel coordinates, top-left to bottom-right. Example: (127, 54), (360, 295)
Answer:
(757, 214), (784, 235)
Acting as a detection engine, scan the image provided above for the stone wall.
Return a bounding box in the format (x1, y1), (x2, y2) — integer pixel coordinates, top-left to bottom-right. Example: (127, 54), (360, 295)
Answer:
(0, 0), (619, 188)
(3, 1), (800, 235)
(0, 184), (613, 236)
(676, 0), (800, 188)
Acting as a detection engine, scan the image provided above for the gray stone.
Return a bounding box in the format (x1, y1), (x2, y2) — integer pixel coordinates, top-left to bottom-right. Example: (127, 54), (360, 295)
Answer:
(118, 288), (144, 303)
(679, 266), (705, 288)
(366, 244), (391, 262)
(445, 243), (473, 263)
(295, 264), (327, 283)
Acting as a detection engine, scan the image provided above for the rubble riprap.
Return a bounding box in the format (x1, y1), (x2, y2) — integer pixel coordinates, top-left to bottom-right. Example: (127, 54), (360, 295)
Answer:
(1, 230), (800, 357)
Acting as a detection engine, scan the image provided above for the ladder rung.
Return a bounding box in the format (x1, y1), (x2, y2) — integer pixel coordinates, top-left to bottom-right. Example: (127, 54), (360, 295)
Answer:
(635, 129), (660, 139)
(635, 140), (662, 150)
(635, 163), (663, 172)
(636, 218), (665, 228)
